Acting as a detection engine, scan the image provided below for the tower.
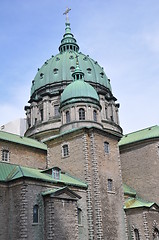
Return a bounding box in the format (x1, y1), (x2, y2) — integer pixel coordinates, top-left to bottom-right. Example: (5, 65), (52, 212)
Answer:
(24, 11), (126, 239)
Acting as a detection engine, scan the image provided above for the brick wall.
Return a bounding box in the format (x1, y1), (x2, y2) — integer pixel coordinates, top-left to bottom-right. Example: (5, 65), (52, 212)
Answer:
(46, 127), (126, 239)
(44, 197), (79, 240)
(0, 140), (47, 169)
(120, 140), (159, 204)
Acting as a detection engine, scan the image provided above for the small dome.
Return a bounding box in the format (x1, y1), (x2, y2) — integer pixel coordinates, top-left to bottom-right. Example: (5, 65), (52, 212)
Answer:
(60, 79), (100, 108)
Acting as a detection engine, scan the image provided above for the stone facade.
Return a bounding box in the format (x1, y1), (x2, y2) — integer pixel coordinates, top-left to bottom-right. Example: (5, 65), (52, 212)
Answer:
(0, 139), (46, 169)
(120, 139), (159, 204)
(45, 127), (126, 239)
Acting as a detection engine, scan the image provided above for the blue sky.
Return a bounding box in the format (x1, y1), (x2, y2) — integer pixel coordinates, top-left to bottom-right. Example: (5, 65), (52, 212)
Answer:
(0, 0), (159, 134)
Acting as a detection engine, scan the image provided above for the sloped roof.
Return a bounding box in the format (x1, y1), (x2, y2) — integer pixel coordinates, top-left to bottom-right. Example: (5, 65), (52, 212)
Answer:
(0, 131), (47, 150)
(124, 197), (156, 210)
(0, 162), (87, 188)
(123, 183), (136, 197)
(119, 125), (159, 146)
(41, 186), (81, 199)
(123, 183), (158, 210)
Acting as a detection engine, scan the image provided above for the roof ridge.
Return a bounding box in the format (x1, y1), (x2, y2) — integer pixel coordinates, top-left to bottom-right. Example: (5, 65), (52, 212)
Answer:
(124, 125), (158, 136)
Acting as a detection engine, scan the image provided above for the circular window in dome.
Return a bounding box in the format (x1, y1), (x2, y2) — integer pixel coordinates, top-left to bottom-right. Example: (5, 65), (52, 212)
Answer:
(69, 55), (74, 60)
(87, 68), (92, 74)
(40, 73), (44, 79)
(83, 56), (87, 61)
(100, 72), (104, 78)
(53, 68), (58, 74)
(70, 66), (75, 72)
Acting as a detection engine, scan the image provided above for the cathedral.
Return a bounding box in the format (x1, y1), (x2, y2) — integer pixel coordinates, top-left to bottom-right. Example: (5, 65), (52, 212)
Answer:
(0, 10), (159, 240)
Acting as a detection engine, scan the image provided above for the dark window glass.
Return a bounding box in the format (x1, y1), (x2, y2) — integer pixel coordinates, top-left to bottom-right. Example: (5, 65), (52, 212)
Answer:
(33, 205), (39, 223)
(70, 66), (75, 72)
(108, 179), (113, 191)
(53, 68), (58, 74)
(78, 208), (82, 225)
(134, 229), (140, 240)
(40, 109), (43, 121)
(66, 111), (70, 123)
(63, 144), (69, 157)
(79, 108), (85, 120)
(2, 150), (9, 162)
(104, 142), (109, 154)
(93, 110), (97, 122)
(87, 68), (91, 74)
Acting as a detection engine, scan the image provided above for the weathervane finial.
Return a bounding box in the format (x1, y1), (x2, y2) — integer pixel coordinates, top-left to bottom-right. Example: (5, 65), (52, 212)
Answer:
(63, 7), (71, 23)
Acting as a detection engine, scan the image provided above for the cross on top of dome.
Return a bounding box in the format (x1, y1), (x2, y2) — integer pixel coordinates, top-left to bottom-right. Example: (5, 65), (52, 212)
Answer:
(63, 7), (71, 23)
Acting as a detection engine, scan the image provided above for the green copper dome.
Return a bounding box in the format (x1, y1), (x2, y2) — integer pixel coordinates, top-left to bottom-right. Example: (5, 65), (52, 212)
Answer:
(30, 22), (112, 98)
(60, 79), (100, 108)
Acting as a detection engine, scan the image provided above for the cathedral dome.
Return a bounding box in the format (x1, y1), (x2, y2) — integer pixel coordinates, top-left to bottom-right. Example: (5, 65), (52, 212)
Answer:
(60, 74), (100, 108)
(30, 22), (111, 99)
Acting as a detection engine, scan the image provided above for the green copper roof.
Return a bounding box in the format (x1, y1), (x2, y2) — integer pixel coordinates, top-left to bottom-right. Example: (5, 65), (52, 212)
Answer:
(59, 22), (79, 53)
(41, 186), (81, 199)
(0, 131), (47, 150)
(123, 184), (136, 197)
(123, 183), (157, 210)
(31, 22), (111, 97)
(124, 197), (156, 210)
(119, 125), (159, 146)
(61, 80), (99, 105)
(0, 162), (87, 188)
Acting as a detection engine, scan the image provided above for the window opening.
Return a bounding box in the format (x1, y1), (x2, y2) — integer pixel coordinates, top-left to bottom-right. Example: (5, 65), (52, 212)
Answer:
(53, 68), (58, 74)
(100, 72), (104, 78)
(79, 108), (85, 120)
(33, 205), (39, 223)
(108, 179), (113, 192)
(87, 68), (91, 74)
(52, 168), (60, 179)
(54, 105), (59, 117)
(134, 229), (140, 240)
(40, 73), (44, 79)
(62, 144), (69, 157)
(40, 109), (43, 121)
(70, 66), (75, 72)
(153, 228), (159, 240)
(104, 142), (109, 154)
(66, 111), (70, 123)
(78, 208), (82, 225)
(93, 110), (97, 122)
(2, 150), (9, 162)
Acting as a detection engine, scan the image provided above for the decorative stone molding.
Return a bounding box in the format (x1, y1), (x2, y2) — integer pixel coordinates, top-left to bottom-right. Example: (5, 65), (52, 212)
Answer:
(143, 212), (150, 240)
(83, 134), (94, 240)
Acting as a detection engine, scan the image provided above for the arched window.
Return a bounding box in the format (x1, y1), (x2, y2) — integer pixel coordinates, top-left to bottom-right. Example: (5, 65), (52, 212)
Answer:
(104, 141), (109, 154)
(62, 144), (69, 157)
(66, 111), (70, 123)
(93, 110), (97, 122)
(153, 228), (159, 240)
(40, 109), (43, 121)
(33, 205), (39, 223)
(79, 108), (85, 120)
(134, 229), (140, 240)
